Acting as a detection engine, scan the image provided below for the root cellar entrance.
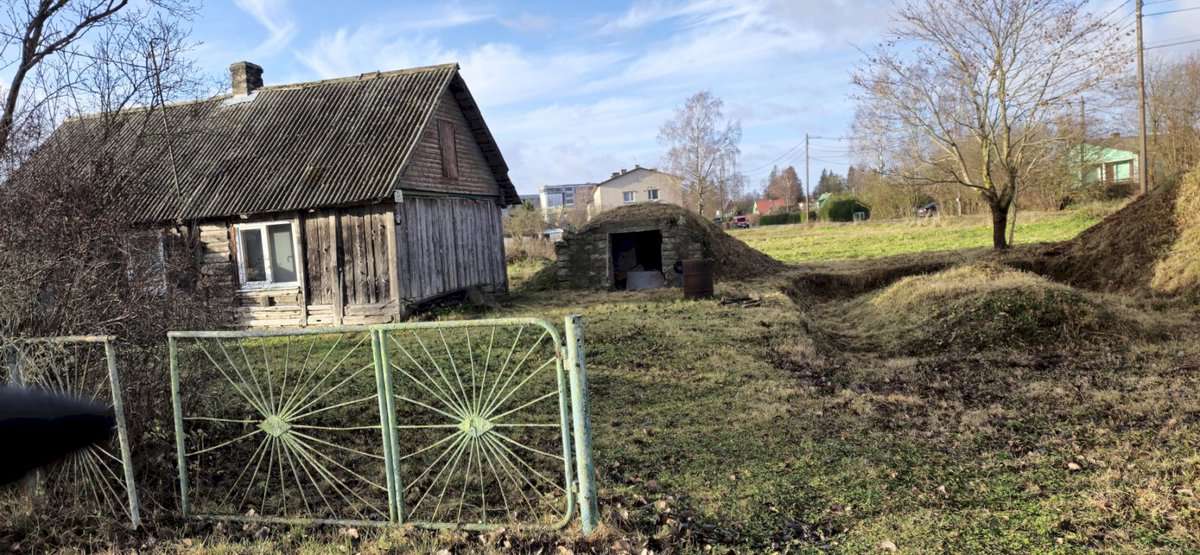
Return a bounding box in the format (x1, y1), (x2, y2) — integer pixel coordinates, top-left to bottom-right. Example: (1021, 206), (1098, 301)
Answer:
(610, 230), (663, 290)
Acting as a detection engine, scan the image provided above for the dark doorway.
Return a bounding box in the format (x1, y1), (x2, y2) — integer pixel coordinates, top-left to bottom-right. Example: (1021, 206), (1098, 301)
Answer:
(609, 230), (662, 290)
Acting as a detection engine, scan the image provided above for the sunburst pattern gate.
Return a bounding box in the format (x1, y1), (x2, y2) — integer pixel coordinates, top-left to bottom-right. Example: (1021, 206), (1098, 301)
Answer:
(1, 336), (141, 528)
(169, 317), (598, 532)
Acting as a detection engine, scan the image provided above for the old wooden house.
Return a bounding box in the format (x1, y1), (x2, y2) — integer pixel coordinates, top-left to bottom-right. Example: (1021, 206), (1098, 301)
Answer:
(50, 61), (519, 327)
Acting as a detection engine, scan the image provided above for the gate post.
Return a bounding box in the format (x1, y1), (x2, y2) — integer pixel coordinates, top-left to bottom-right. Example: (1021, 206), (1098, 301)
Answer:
(564, 315), (599, 535)
(168, 335), (190, 517)
(103, 339), (142, 528)
(372, 329), (403, 523)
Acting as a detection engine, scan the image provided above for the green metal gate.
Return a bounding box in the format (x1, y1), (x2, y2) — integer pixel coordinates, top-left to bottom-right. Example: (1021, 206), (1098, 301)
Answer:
(169, 316), (598, 533)
(168, 327), (392, 526)
(1, 336), (141, 528)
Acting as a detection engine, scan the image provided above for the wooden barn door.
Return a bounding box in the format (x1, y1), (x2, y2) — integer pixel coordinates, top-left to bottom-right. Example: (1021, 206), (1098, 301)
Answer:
(393, 195), (506, 304)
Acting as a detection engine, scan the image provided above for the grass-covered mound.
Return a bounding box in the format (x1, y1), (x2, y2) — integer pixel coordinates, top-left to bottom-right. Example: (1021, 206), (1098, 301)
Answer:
(832, 263), (1146, 354)
(1151, 168), (1200, 296)
(1026, 166), (1200, 298)
(523, 203), (784, 290)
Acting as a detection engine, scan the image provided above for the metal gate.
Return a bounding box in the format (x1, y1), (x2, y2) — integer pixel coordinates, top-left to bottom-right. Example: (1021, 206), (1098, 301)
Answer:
(1, 336), (141, 528)
(169, 316), (598, 533)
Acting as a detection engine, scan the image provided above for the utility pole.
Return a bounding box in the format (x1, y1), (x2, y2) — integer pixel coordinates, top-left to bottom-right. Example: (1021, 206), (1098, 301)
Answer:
(1135, 0), (1150, 195)
(804, 133), (810, 223)
(1080, 97), (1086, 186)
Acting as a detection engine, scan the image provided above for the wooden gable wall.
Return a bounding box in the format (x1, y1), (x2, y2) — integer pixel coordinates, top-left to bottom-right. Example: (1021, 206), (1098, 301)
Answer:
(397, 88), (501, 198)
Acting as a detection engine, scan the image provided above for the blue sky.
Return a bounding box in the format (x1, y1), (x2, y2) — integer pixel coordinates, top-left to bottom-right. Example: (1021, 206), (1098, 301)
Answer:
(182, 0), (1198, 196)
(185, 0), (897, 195)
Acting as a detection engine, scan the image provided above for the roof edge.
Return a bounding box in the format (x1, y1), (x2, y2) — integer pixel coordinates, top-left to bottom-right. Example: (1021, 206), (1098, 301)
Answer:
(61, 62), (463, 123)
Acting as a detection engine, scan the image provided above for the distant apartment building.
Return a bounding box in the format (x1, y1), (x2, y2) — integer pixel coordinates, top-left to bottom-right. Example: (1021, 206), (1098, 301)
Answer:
(539, 182), (595, 222)
(590, 166), (685, 216)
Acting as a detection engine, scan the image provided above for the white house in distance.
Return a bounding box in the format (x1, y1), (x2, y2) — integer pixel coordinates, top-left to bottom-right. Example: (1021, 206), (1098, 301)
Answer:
(589, 166), (685, 217)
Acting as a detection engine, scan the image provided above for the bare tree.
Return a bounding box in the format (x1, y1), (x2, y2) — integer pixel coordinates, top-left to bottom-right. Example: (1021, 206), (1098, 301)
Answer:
(659, 91), (742, 216)
(713, 151), (746, 218)
(764, 165), (802, 205)
(0, 0), (205, 339)
(1139, 54), (1200, 185)
(0, 0), (194, 160)
(853, 0), (1122, 248)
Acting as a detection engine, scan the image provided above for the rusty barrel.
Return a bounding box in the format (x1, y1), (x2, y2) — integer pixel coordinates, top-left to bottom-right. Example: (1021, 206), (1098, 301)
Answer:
(682, 259), (714, 299)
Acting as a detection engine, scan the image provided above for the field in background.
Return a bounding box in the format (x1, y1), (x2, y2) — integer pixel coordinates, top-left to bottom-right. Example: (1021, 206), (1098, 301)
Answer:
(730, 206), (1116, 264)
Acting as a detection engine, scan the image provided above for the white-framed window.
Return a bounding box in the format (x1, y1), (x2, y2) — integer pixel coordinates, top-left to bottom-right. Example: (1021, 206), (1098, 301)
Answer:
(646, 189), (659, 201)
(623, 191), (636, 203)
(236, 220), (300, 289)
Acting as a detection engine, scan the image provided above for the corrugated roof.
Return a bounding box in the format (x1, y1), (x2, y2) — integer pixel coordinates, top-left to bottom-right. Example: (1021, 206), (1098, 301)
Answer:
(40, 63), (519, 223)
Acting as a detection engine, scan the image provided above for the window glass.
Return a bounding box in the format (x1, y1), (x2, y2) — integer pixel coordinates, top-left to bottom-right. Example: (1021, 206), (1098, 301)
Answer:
(623, 191), (636, 202)
(240, 228), (267, 282)
(268, 223), (297, 283)
(647, 189), (659, 200)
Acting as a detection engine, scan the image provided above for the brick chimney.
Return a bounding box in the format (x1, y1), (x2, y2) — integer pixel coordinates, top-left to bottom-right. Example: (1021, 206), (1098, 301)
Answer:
(229, 61), (263, 95)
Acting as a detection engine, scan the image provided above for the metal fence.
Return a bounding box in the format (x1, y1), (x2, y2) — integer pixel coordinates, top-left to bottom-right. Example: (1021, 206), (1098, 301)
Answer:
(169, 316), (598, 533)
(1, 336), (141, 528)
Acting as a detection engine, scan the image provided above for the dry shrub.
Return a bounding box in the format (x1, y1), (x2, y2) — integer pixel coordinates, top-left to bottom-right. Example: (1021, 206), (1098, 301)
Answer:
(506, 236), (556, 262)
(0, 138), (230, 528)
(835, 263), (1148, 355)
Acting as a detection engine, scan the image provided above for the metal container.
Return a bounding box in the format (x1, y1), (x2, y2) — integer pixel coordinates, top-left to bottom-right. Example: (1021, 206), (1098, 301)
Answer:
(682, 259), (714, 299)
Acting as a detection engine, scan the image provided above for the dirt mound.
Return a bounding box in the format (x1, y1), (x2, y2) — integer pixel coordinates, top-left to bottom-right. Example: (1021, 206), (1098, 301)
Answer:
(830, 263), (1147, 355)
(1025, 168), (1200, 297)
(524, 203), (783, 290)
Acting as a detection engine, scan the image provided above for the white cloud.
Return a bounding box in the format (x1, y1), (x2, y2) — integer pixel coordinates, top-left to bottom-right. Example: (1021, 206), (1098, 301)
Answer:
(598, 0), (756, 34)
(232, 0), (298, 56)
(289, 0), (892, 193)
(500, 12), (555, 33)
(395, 3), (495, 31)
(297, 27), (624, 108)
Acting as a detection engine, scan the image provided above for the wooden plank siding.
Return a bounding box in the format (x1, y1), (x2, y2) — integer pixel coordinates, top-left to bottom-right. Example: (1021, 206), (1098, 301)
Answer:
(195, 205), (402, 328)
(396, 88), (501, 198)
(394, 195), (507, 303)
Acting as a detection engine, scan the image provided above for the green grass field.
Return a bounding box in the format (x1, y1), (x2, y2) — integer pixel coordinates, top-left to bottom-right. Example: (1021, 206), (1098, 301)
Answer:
(730, 208), (1109, 264)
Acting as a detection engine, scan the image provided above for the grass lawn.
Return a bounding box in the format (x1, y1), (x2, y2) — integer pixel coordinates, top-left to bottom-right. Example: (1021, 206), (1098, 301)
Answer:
(730, 208), (1111, 264)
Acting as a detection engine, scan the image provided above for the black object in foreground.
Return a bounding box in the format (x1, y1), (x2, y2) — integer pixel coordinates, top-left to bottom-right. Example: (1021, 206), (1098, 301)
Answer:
(0, 386), (115, 486)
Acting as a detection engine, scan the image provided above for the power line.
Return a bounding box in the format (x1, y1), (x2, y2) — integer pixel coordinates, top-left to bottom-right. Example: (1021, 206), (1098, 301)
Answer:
(1146, 36), (1200, 49)
(1098, 0), (1134, 23)
(1145, 5), (1200, 15)
(746, 140), (805, 173)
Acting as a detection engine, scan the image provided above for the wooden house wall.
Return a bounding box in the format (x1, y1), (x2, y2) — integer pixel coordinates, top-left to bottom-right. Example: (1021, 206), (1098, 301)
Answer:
(395, 195), (507, 302)
(195, 205), (401, 328)
(396, 88), (501, 197)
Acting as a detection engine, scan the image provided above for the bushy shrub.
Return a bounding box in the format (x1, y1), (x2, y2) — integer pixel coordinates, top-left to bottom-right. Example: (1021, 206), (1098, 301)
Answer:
(759, 212), (803, 226)
(819, 195), (870, 222)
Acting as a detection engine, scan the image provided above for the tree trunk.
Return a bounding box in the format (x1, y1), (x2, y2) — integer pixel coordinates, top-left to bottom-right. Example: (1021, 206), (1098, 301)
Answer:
(990, 201), (1010, 249)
